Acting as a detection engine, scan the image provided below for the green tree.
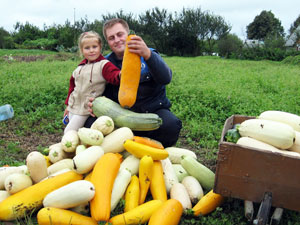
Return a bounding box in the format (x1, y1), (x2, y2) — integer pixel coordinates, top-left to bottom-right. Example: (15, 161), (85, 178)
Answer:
(102, 10), (140, 35)
(246, 10), (284, 40)
(56, 20), (77, 48)
(205, 13), (231, 54)
(139, 7), (171, 53)
(218, 33), (243, 58)
(0, 27), (14, 49)
(12, 22), (43, 44)
(288, 14), (300, 36)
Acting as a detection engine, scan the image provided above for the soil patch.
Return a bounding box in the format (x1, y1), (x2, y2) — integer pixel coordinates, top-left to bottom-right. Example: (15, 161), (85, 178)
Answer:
(3, 55), (48, 62)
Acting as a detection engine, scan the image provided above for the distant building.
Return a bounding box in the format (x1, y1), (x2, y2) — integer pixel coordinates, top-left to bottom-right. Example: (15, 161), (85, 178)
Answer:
(244, 39), (264, 48)
(285, 25), (300, 50)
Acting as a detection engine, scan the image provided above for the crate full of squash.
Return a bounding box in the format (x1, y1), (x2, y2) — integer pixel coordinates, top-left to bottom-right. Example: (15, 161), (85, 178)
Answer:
(214, 111), (300, 212)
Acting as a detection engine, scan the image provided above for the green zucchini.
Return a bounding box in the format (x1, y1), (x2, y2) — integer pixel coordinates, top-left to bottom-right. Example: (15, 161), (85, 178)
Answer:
(181, 156), (215, 190)
(92, 96), (162, 131)
(224, 128), (240, 143)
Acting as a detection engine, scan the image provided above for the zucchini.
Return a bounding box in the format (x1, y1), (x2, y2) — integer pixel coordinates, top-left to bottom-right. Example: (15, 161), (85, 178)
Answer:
(161, 158), (179, 193)
(258, 110), (300, 132)
(172, 164), (189, 182)
(181, 156), (215, 190)
(110, 169), (131, 211)
(165, 147), (197, 164)
(170, 183), (192, 210)
(181, 176), (203, 204)
(224, 128), (240, 143)
(237, 137), (280, 152)
(92, 96), (162, 131)
(238, 118), (295, 149)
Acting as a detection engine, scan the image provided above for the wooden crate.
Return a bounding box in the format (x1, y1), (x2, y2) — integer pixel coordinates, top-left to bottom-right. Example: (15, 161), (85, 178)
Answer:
(213, 115), (300, 212)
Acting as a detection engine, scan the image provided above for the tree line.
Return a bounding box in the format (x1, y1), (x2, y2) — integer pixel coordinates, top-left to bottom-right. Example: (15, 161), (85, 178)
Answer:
(0, 7), (299, 59)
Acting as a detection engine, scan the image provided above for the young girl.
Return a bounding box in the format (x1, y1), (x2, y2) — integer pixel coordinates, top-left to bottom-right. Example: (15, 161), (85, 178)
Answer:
(63, 31), (120, 134)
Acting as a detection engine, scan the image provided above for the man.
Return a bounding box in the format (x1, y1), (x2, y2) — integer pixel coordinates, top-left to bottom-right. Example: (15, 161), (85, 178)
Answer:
(86, 18), (182, 147)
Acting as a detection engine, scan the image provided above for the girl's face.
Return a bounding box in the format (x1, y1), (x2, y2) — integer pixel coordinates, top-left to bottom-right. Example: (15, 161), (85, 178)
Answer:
(81, 38), (101, 63)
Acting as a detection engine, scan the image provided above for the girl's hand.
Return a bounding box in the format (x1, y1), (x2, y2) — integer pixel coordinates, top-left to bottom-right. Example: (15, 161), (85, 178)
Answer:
(88, 97), (96, 117)
(63, 108), (69, 117)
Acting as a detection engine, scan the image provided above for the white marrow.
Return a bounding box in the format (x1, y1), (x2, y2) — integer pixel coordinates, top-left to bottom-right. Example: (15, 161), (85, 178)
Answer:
(161, 158), (179, 193)
(0, 190), (10, 203)
(165, 147), (197, 164)
(238, 118), (295, 149)
(237, 137), (281, 152)
(4, 173), (32, 194)
(26, 151), (48, 183)
(237, 137), (300, 158)
(75, 145), (86, 155)
(72, 146), (104, 174)
(288, 131), (300, 153)
(181, 176), (203, 203)
(61, 130), (79, 153)
(47, 158), (74, 175)
(0, 165), (27, 190)
(77, 127), (103, 146)
(48, 143), (67, 163)
(43, 180), (95, 209)
(42, 168), (72, 181)
(258, 110), (300, 132)
(100, 127), (134, 153)
(110, 169), (132, 211)
(119, 154), (140, 175)
(91, 115), (115, 136)
(170, 183), (192, 210)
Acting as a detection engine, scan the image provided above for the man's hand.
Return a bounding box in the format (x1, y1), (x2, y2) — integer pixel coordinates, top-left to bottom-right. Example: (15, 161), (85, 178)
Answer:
(127, 35), (151, 60)
(88, 97), (96, 117)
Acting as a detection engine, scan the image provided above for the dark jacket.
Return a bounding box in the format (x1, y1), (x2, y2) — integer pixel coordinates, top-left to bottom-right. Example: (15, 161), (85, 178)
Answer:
(103, 49), (172, 113)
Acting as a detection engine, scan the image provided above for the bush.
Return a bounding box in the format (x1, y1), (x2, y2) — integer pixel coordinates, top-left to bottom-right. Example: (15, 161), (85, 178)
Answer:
(218, 34), (243, 58)
(22, 38), (57, 50)
(2, 36), (15, 49)
(282, 54), (300, 65)
(0, 28), (15, 49)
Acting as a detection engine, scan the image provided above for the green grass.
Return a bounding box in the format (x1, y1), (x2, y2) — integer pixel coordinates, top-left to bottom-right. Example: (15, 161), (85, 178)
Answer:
(167, 56), (300, 149)
(1, 50), (300, 224)
(0, 49), (56, 56)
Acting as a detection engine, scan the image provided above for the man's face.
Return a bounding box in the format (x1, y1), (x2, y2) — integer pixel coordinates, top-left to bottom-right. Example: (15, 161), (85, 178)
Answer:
(105, 23), (128, 58)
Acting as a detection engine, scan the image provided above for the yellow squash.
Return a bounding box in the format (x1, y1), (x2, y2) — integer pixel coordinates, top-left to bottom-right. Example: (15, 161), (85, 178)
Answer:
(90, 153), (121, 222)
(192, 190), (225, 216)
(138, 155), (153, 204)
(148, 199), (183, 225)
(133, 136), (164, 149)
(109, 199), (163, 225)
(150, 161), (167, 202)
(118, 34), (141, 108)
(0, 171), (83, 221)
(37, 207), (97, 225)
(123, 139), (168, 160)
(124, 175), (140, 212)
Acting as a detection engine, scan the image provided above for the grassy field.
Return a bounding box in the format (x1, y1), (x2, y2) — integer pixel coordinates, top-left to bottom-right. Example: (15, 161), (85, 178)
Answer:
(0, 49), (300, 224)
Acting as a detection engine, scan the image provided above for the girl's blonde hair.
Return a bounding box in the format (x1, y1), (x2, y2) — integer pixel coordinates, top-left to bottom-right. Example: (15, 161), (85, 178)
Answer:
(78, 31), (102, 57)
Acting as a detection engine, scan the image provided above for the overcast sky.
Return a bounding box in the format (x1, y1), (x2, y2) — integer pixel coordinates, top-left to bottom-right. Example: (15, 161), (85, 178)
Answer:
(1, 0), (299, 40)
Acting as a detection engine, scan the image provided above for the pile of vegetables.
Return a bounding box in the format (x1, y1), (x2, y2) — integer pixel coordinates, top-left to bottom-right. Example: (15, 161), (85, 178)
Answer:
(225, 110), (300, 157)
(0, 99), (224, 224)
(224, 110), (300, 222)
